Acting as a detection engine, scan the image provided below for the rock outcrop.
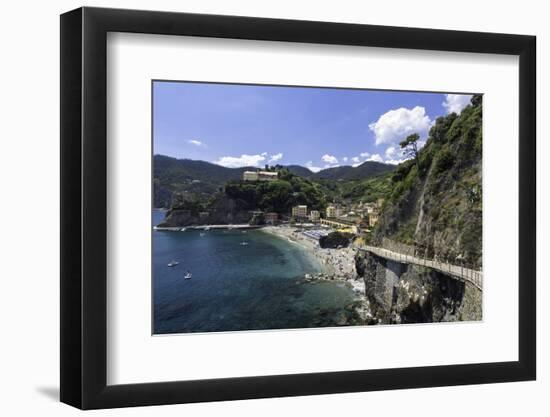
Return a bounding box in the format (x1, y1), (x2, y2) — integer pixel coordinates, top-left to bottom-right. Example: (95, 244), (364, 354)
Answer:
(355, 251), (481, 324)
(158, 193), (254, 227)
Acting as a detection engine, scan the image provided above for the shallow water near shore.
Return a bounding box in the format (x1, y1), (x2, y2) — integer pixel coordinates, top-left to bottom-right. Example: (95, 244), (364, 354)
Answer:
(153, 210), (359, 334)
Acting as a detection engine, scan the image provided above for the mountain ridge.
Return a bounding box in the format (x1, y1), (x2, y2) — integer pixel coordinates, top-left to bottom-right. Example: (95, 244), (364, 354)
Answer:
(153, 154), (395, 207)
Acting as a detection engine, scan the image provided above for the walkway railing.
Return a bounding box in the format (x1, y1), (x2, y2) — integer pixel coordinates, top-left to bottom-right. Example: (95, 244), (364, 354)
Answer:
(361, 245), (483, 291)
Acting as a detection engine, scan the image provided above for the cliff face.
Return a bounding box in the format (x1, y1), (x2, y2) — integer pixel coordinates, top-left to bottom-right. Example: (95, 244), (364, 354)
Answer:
(158, 193), (253, 227)
(373, 95), (483, 269)
(355, 251), (481, 324)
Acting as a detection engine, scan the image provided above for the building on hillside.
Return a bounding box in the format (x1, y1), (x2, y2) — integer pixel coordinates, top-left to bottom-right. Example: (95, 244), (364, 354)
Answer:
(335, 206), (344, 217)
(265, 212), (279, 225)
(326, 205), (336, 218)
(368, 212), (379, 227)
(243, 171), (259, 181)
(292, 205), (308, 219)
(258, 171), (278, 181)
(319, 218), (359, 234)
(309, 210), (320, 223)
(242, 170), (278, 182)
(339, 214), (362, 225)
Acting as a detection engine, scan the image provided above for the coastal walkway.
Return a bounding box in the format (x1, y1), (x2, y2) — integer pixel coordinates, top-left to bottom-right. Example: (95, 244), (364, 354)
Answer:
(360, 245), (483, 291)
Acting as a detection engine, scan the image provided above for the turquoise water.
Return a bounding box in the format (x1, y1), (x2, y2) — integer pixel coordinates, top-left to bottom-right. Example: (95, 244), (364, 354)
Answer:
(153, 210), (358, 334)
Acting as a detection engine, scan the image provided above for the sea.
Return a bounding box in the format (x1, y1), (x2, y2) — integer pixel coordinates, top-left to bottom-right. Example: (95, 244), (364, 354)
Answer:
(153, 210), (359, 334)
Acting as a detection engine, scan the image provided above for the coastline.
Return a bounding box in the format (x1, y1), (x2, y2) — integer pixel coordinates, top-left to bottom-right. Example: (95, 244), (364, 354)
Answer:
(260, 226), (366, 298)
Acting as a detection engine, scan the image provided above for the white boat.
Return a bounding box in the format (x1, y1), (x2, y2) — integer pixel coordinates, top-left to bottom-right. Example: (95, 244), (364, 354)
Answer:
(179, 227), (186, 232)
(240, 241), (249, 246)
(200, 232), (206, 237)
(204, 226), (211, 231)
(167, 260), (179, 267)
(184, 271), (192, 280)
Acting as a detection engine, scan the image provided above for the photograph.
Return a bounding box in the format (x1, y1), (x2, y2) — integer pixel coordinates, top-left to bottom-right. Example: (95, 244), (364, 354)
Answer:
(152, 81), (483, 334)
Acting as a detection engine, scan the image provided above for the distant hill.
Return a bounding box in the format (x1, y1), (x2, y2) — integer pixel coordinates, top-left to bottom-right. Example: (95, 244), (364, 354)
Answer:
(154, 155), (253, 183)
(311, 161), (394, 180)
(285, 164), (315, 177)
(153, 155), (395, 207)
(153, 155), (254, 207)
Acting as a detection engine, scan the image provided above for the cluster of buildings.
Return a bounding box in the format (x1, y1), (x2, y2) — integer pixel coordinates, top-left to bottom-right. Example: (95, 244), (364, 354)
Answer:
(239, 170), (384, 235)
(291, 205), (320, 223)
(289, 199), (383, 234)
(325, 200), (383, 229)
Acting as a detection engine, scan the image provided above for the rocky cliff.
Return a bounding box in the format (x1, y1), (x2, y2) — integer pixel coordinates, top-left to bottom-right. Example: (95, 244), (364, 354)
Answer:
(373, 95), (483, 269)
(157, 192), (254, 227)
(355, 251), (482, 324)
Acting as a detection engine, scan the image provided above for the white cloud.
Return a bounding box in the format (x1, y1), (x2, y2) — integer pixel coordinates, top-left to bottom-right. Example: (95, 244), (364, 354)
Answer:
(215, 154), (266, 168)
(385, 158), (408, 165)
(369, 106), (432, 146)
(442, 94), (472, 114)
(260, 152), (268, 157)
(366, 154), (384, 163)
(321, 154), (339, 164)
(351, 156), (360, 164)
(305, 161), (322, 173)
(268, 152), (283, 163)
(385, 146), (396, 159)
(352, 162), (362, 168)
(188, 139), (204, 146)
(342, 156), (348, 162)
(360, 152), (370, 158)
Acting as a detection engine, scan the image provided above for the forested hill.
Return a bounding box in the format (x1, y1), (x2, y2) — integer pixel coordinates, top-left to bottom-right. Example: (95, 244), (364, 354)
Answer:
(153, 155), (394, 207)
(372, 94), (483, 269)
(153, 156), (254, 207)
(311, 161), (394, 180)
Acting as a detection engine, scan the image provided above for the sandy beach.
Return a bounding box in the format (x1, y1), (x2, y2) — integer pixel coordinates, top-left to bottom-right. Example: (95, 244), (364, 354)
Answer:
(261, 225), (366, 297)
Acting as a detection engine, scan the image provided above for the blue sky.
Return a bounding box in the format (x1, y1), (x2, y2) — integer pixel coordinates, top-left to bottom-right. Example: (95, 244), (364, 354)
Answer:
(153, 81), (472, 172)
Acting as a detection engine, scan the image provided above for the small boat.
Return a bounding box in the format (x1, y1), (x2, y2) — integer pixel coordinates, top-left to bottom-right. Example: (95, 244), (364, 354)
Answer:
(240, 241), (249, 246)
(204, 226), (211, 231)
(184, 271), (192, 280)
(241, 230), (247, 234)
(179, 227), (186, 232)
(200, 232), (206, 237)
(167, 260), (179, 267)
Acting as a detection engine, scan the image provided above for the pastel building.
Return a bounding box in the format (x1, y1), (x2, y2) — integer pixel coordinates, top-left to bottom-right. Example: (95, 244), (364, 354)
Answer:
(309, 210), (320, 222)
(292, 205), (308, 219)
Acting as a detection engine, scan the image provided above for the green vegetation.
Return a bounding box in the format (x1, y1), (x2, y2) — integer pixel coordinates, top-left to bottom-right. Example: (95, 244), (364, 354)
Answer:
(373, 94), (483, 268)
(153, 156), (253, 207)
(225, 169), (326, 214)
(399, 133), (420, 169)
(153, 156), (395, 208)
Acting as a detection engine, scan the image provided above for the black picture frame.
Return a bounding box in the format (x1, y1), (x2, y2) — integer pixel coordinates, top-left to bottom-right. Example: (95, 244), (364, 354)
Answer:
(60, 6), (536, 410)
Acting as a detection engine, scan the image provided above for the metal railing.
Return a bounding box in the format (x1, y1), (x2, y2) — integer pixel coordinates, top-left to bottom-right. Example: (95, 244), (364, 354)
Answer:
(362, 245), (483, 291)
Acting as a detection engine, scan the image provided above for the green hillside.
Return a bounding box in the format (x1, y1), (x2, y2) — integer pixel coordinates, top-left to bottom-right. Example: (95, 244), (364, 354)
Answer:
(311, 161), (394, 180)
(373, 94), (483, 268)
(153, 155), (394, 208)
